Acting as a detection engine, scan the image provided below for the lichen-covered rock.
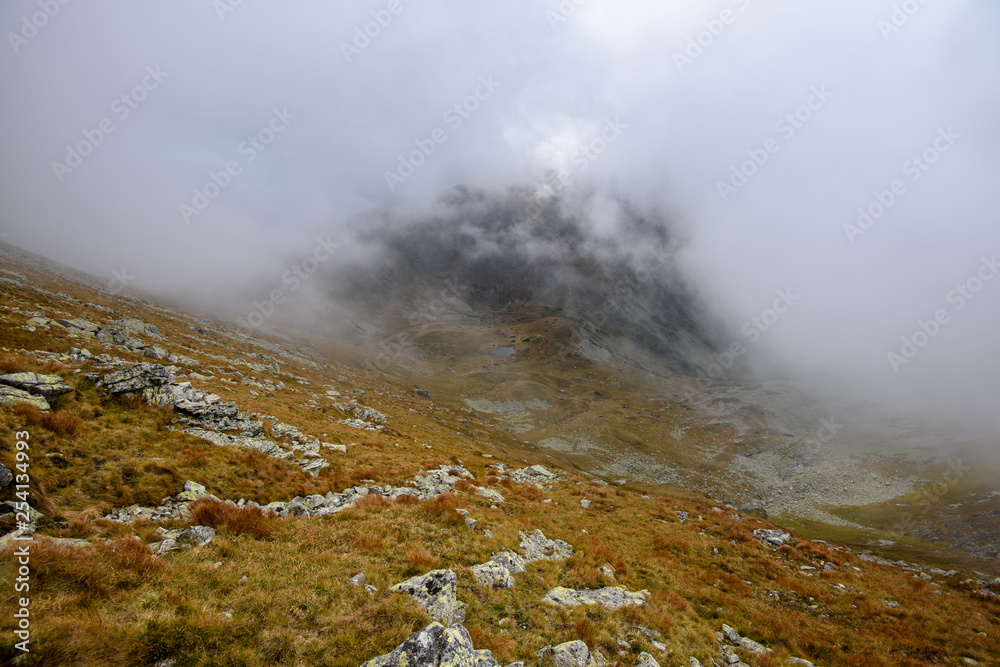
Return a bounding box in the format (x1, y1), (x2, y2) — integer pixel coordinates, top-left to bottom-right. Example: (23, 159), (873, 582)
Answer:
(635, 653), (661, 667)
(97, 363), (176, 405)
(519, 529), (573, 563)
(390, 569), (467, 625)
(115, 317), (163, 338)
(490, 549), (527, 574)
(542, 586), (649, 610)
(0, 372), (74, 398)
(361, 622), (498, 667)
(0, 385), (50, 410)
(536, 640), (608, 667)
(472, 561), (514, 589)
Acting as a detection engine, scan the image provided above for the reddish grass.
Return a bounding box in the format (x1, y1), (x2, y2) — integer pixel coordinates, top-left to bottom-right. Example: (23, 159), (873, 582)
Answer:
(187, 497), (275, 540)
(14, 404), (82, 436)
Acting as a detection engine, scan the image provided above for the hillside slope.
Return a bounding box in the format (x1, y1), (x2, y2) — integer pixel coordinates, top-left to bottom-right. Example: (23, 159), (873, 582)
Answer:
(0, 243), (998, 666)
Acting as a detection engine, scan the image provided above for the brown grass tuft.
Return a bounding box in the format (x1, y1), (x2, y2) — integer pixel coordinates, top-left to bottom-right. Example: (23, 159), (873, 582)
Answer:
(187, 498), (275, 540)
(14, 404), (82, 436)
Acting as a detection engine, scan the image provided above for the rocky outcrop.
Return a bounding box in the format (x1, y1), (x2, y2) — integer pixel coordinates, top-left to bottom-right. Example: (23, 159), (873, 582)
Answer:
(0, 372), (74, 398)
(519, 529), (573, 563)
(96, 363), (176, 405)
(542, 586), (649, 610)
(753, 528), (791, 547)
(149, 525), (216, 555)
(390, 569), (467, 625)
(94, 364), (329, 476)
(361, 622), (498, 667)
(0, 385), (50, 410)
(536, 640), (608, 667)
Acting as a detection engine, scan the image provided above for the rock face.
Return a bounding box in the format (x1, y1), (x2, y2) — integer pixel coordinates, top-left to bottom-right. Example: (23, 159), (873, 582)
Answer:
(536, 640), (608, 667)
(0, 372), (74, 398)
(541, 586), (649, 610)
(0, 385), (50, 410)
(472, 560), (514, 589)
(361, 622), (498, 667)
(390, 569), (467, 625)
(97, 363), (176, 405)
(519, 529), (573, 563)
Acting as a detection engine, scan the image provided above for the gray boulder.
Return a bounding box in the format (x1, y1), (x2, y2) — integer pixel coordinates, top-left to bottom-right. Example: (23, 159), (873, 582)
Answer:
(0, 372), (74, 398)
(542, 586), (649, 610)
(472, 560), (514, 589)
(0, 464), (12, 488)
(116, 317), (163, 338)
(491, 549), (528, 574)
(536, 640), (608, 667)
(97, 363), (176, 405)
(635, 653), (660, 667)
(519, 529), (573, 563)
(390, 569), (467, 625)
(753, 528), (791, 547)
(0, 386), (49, 410)
(361, 622), (498, 667)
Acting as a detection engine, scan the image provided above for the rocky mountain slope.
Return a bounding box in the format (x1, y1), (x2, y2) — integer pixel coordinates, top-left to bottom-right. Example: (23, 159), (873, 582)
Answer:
(0, 241), (998, 666)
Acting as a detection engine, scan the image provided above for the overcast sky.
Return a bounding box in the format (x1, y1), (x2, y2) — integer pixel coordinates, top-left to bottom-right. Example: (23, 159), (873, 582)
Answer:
(1, 0), (999, 440)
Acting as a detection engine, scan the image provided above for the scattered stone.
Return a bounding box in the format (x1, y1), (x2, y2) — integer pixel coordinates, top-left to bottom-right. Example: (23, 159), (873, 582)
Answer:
(537, 640), (608, 667)
(360, 622), (498, 667)
(508, 464), (560, 486)
(347, 572), (366, 586)
(542, 586), (649, 610)
(599, 563), (616, 580)
(753, 528), (791, 548)
(519, 529), (573, 563)
(472, 561), (514, 589)
(580, 499), (592, 509)
(390, 569), (467, 625)
(0, 372), (74, 398)
(0, 464), (11, 488)
(475, 487), (505, 503)
(721, 624), (769, 656)
(115, 317), (162, 338)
